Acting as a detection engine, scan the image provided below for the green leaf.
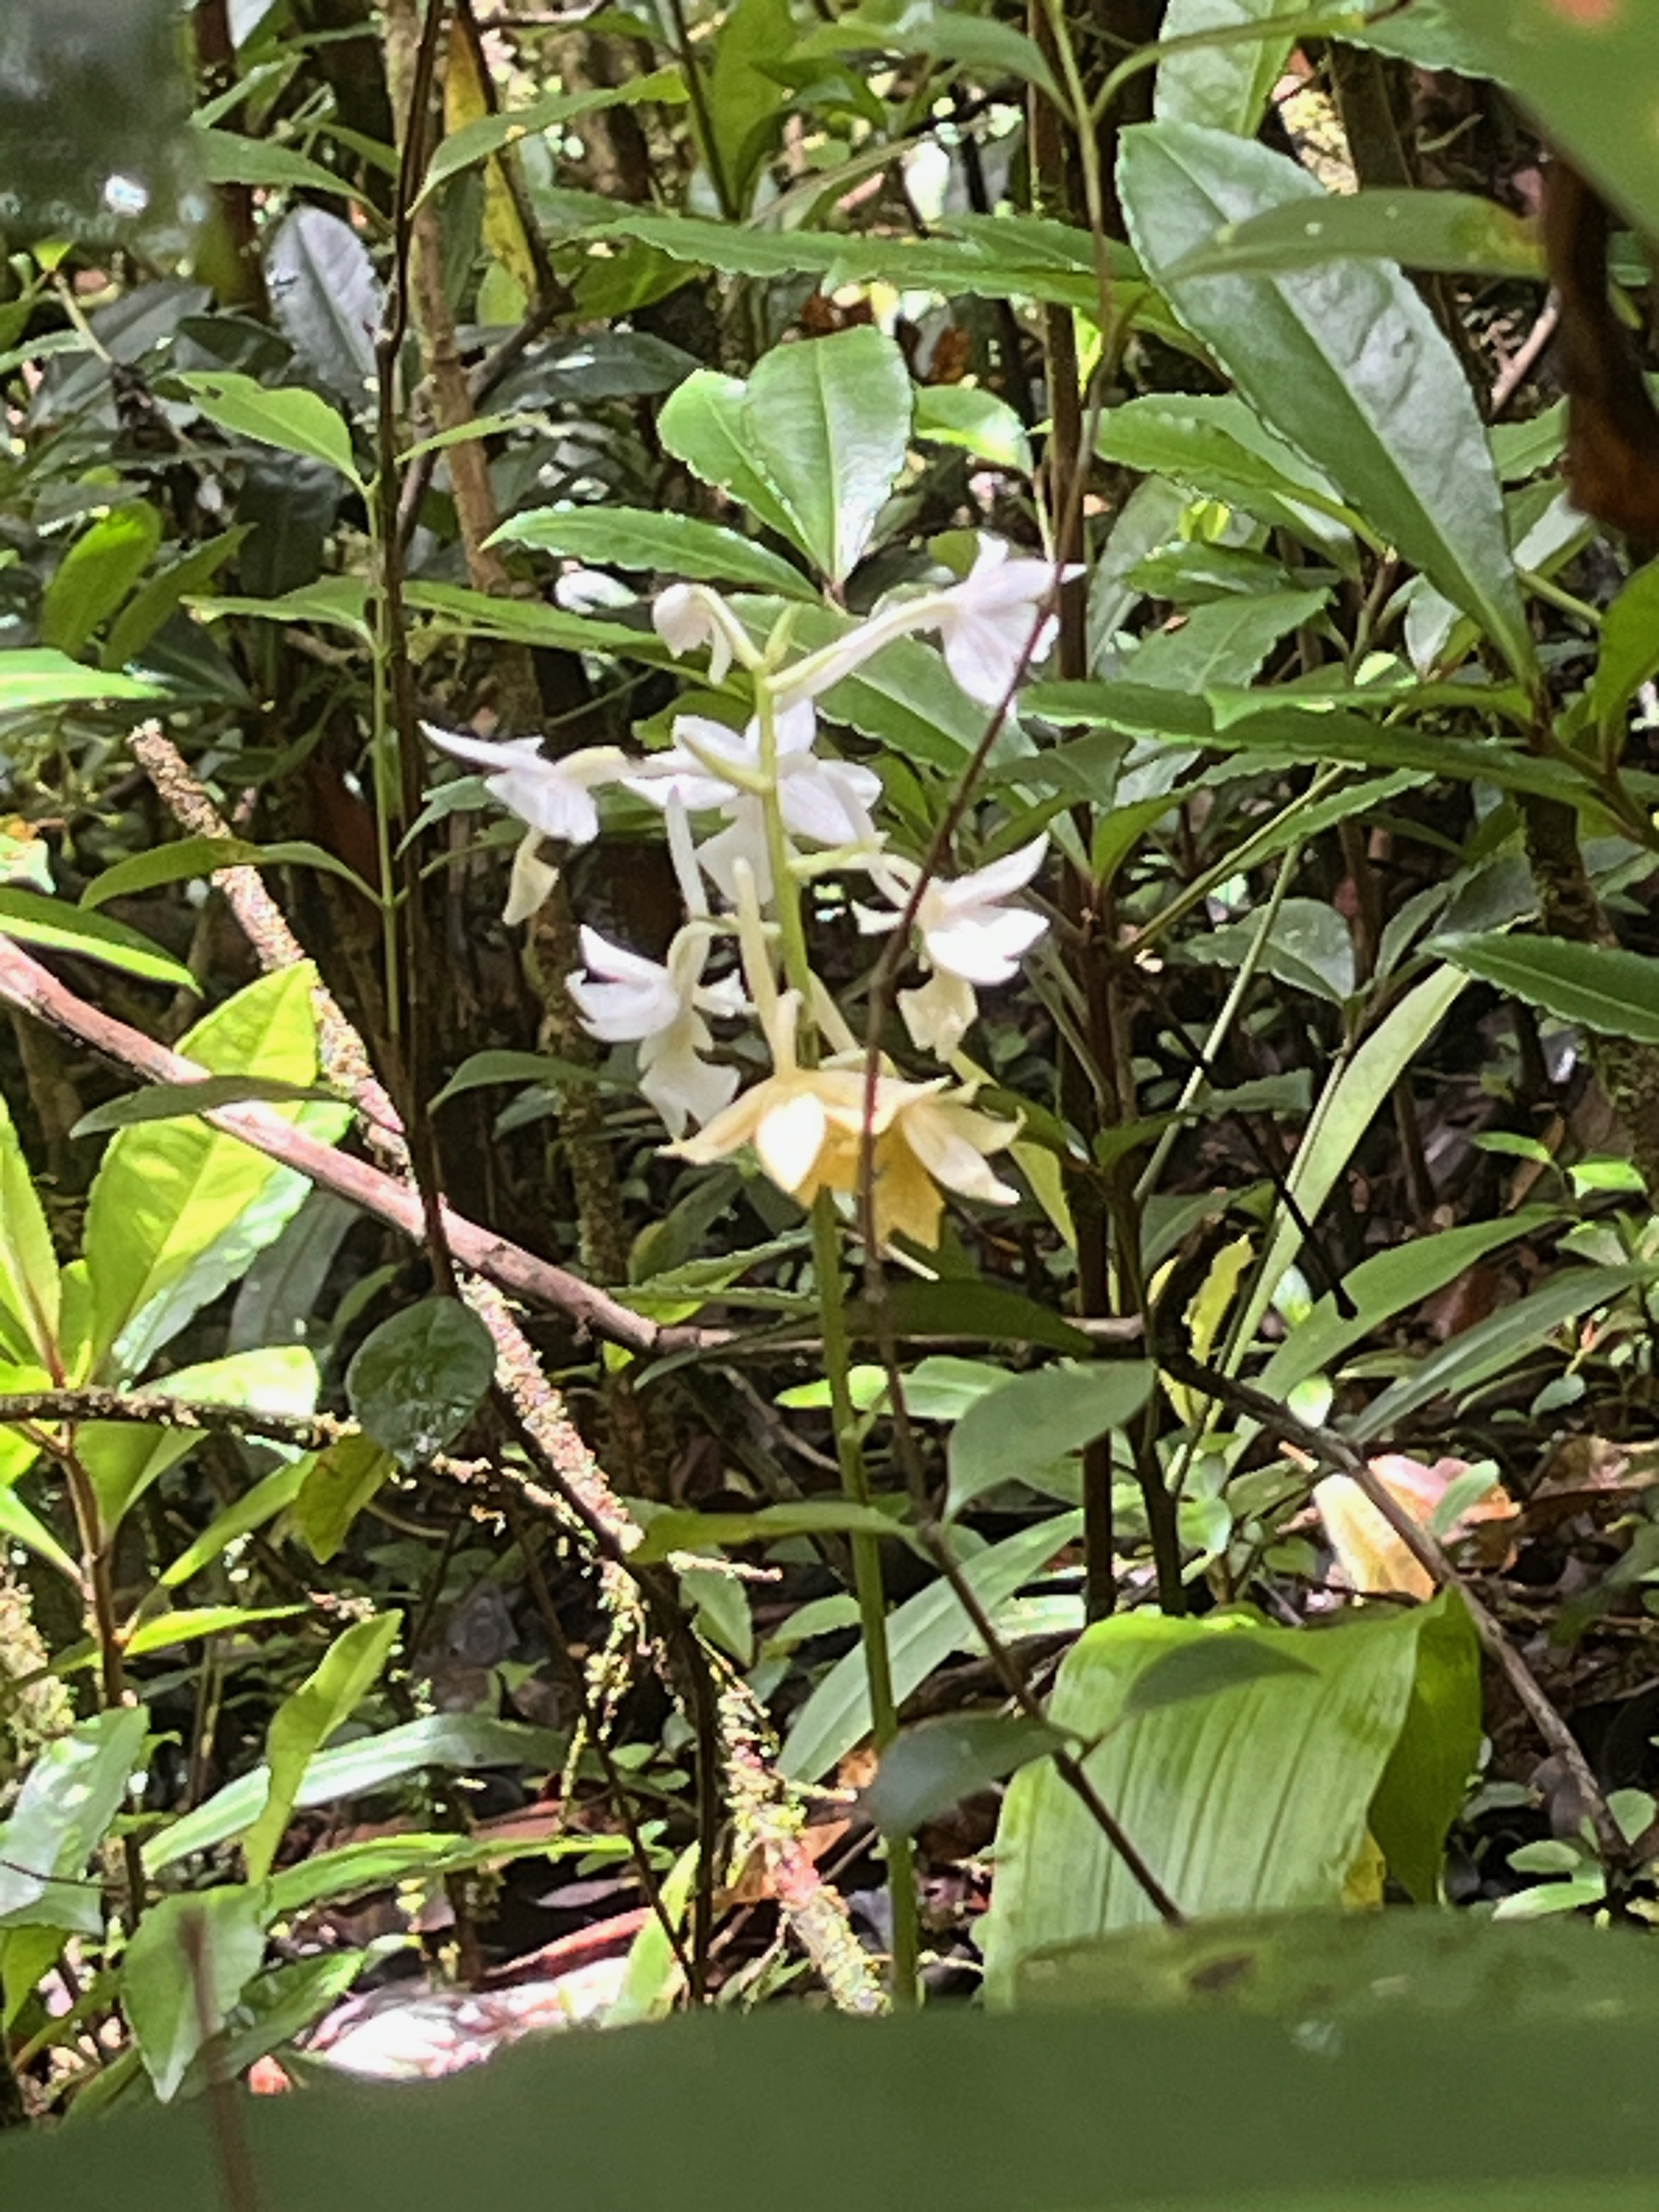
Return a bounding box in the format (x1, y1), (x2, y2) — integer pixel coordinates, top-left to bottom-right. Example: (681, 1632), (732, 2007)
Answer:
(193, 123), (357, 200)
(1368, 1590), (1482, 1903)
(145, 1714), (569, 1873)
(1227, 963), (1468, 1357)
(0, 1707), (149, 1935)
(708, 0), (793, 208)
(947, 1362), (1154, 1519)
(799, 9), (1063, 106)
(1352, 1265), (1645, 1442)
(345, 1297), (496, 1468)
(1095, 393), (1362, 552)
(71, 1075), (341, 1136)
(173, 371), (362, 489)
(122, 1886), (268, 2102)
(1168, 189), (1544, 283)
(40, 501), (163, 656)
(1590, 559), (1659, 746)
(631, 1498), (908, 1564)
(780, 1511), (1083, 1782)
(1121, 1633), (1316, 1716)
(83, 965), (341, 1378)
(0, 1092), (59, 1367)
(862, 1713), (1063, 1837)
(193, 578), (371, 640)
(80, 832), (376, 909)
(419, 69), (685, 198)
(743, 328), (912, 586)
(0, 889), (198, 992)
(77, 1346), (320, 1537)
(488, 505), (812, 596)
(264, 1829), (616, 1918)
(912, 385), (1033, 473)
(1155, 0), (1307, 138)
(1449, 1), (1659, 245)
(121, 1604), (306, 1658)
(292, 1433), (396, 1564)
(242, 1612), (402, 1883)
(102, 527), (249, 671)
(1119, 123), (1535, 685)
(658, 372), (810, 558)
(981, 1594), (1476, 1992)
(161, 1458), (313, 1589)
(1440, 934), (1659, 1047)
(427, 1049), (602, 1111)
(845, 1278), (1094, 1356)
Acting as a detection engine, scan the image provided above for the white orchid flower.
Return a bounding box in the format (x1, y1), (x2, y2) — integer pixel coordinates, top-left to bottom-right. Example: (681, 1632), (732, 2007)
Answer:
(860, 835), (1049, 1056)
(628, 702), (883, 902)
(653, 583), (760, 686)
(424, 723), (628, 926)
(771, 537), (1079, 713)
(566, 922), (744, 1138)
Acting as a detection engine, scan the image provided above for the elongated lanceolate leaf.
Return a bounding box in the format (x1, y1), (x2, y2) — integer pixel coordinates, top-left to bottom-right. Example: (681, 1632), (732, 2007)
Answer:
(488, 505), (812, 596)
(0, 1093), (59, 1366)
(0, 1707), (149, 1935)
(0, 647), (159, 715)
(1119, 123), (1535, 684)
(1440, 934), (1659, 1046)
(1168, 189), (1544, 283)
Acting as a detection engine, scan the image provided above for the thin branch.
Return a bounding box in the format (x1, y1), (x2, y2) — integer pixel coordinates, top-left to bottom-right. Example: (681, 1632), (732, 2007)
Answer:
(0, 1390), (346, 1451)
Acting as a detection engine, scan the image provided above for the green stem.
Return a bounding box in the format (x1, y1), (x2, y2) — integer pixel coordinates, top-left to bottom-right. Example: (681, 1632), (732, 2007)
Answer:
(810, 1195), (919, 2007)
(757, 671), (918, 2005)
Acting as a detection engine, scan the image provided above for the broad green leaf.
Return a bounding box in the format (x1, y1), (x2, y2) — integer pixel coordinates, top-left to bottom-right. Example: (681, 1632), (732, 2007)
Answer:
(122, 1886), (268, 2102)
(193, 578), (370, 640)
(1368, 1592), (1482, 1903)
(419, 69), (685, 198)
(40, 501), (163, 656)
(242, 1612), (402, 1882)
(1009, 1906), (1659, 2025)
(292, 1433), (395, 1564)
(1590, 560), (1659, 746)
(77, 1345), (320, 1538)
(862, 1713), (1063, 1837)
(1449, 1), (1659, 244)
(659, 372), (806, 557)
(1119, 123), (1535, 685)
(1095, 393), (1364, 556)
(488, 505), (812, 596)
(947, 1363), (1154, 1519)
(707, 0), (793, 208)
(1121, 1634), (1315, 1716)
(0, 889), (198, 992)
(146, 1714), (569, 1872)
(780, 1511), (1083, 1782)
(9, 2000), (1659, 2203)
(981, 1594), (1475, 1993)
(1, 1925), (64, 2033)
(345, 1297), (496, 1468)
(427, 1049), (602, 1111)
(743, 328), (912, 586)
(173, 371), (362, 489)
(798, 9), (1062, 106)
(0, 1707), (149, 1935)
(0, 1091), (59, 1365)
(1155, 0), (1306, 138)
(631, 1498), (908, 1564)
(1122, 586), (1330, 693)
(83, 965), (338, 1378)
(0, 1485), (78, 1579)
(1168, 189), (1544, 283)
(1440, 934), (1659, 1047)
